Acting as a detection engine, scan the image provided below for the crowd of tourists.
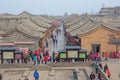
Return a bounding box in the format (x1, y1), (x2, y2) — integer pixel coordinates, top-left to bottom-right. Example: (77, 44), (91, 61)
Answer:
(90, 62), (111, 80)
(27, 49), (60, 65)
(22, 49), (120, 65)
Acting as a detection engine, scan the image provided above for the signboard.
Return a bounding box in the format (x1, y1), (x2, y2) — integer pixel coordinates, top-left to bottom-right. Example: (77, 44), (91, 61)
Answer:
(3, 52), (14, 59)
(60, 53), (66, 59)
(79, 53), (85, 58)
(68, 50), (78, 58)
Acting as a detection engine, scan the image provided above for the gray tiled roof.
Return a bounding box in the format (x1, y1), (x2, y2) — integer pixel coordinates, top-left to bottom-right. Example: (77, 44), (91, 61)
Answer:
(65, 14), (89, 28)
(65, 15), (120, 36)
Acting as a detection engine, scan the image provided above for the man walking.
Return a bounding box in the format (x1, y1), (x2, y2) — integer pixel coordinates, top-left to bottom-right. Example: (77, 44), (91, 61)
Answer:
(34, 70), (39, 80)
(90, 72), (95, 80)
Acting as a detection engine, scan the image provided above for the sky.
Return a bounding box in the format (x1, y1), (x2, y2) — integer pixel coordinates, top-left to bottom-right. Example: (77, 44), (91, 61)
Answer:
(0, 0), (120, 15)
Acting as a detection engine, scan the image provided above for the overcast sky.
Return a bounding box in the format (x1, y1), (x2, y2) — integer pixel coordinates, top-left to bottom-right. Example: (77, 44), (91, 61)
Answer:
(0, 0), (120, 15)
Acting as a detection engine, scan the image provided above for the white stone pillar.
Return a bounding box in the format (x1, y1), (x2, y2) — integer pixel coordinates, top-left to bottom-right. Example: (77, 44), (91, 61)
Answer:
(72, 59), (75, 62)
(19, 60), (22, 63)
(15, 60), (17, 63)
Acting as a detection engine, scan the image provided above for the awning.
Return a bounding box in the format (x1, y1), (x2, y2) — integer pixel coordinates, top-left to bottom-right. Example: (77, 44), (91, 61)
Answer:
(66, 46), (80, 49)
(0, 46), (16, 51)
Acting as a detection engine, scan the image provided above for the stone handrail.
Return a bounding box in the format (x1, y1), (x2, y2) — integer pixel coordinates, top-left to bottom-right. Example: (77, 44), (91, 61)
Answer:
(93, 63), (112, 80)
(49, 62), (93, 67)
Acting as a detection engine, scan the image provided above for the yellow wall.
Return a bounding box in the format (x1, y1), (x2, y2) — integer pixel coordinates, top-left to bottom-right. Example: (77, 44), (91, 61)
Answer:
(78, 25), (120, 53)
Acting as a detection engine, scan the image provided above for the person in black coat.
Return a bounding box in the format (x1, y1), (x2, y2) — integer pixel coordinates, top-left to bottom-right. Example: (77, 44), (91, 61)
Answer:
(90, 72), (95, 80)
(104, 64), (108, 73)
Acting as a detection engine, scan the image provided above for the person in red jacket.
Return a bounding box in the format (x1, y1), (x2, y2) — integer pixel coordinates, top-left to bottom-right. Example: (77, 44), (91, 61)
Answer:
(104, 51), (108, 60)
(106, 68), (111, 78)
(44, 56), (48, 64)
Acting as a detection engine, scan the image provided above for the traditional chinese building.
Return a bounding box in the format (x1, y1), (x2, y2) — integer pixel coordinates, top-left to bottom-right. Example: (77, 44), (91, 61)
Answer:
(65, 10), (120, 54)
(0, 11), (53, 49)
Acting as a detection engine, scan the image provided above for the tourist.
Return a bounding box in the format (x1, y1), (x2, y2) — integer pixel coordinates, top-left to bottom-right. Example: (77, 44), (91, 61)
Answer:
(106, 68), (111, 78)
(97, 53), (101, 62)
(29, 49), (34, 60)
(104, 51), (108, 61)
(104, 64), (108, 73)
(40, 54), (44, 64)
(55, 37), (58, 47)
(90, 72), (96, 80)
(46, 40), (48, 48)
(95, 62), (99, 74)
(52, 51), (56, 62)
(33, 55), (37, 65)
(73, 70), (78, 79)
(44, 56), (48, 64)
(52, 38), (55, 47)
(97, 73), (103, 80)
(24, 76), (29, 80)
(0, 72), (2, 80)
(99, 62), (103, 70)
(34, 70), (39, 80)
(56, 53), (60, 62)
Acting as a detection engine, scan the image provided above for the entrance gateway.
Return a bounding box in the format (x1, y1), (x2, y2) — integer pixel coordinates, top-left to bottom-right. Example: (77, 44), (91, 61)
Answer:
(91, 44), (101, 53)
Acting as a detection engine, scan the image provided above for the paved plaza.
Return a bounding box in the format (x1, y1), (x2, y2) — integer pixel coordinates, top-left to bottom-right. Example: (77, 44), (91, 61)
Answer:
(0, 62), (93, 80)
(0, 59), (119, 80)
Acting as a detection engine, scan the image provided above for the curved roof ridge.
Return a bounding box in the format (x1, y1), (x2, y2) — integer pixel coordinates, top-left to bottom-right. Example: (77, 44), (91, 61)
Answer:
(65, 14), (89, 27)
(29, 16), (50, 28)
(15, 24), (42, 38)
(20, 18), (46, 32)
(37, 16), (52, 24)
(0, 25), (17, 36)
(19, 11), (32, 16)
(78, 23), (120, 36)
(64, 14), (79, 24)
(69, 20), (99, 36)
(102, 23), (120, 32)
(21, 22), (45, 33)
(67, 18), (92, 32)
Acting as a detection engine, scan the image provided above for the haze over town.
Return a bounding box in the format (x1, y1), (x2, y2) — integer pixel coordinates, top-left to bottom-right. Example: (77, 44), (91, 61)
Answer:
(0, 0), (120, 15)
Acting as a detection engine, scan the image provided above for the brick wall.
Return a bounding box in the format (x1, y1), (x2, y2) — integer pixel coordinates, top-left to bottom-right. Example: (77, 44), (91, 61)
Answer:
(78, 24), (120, 53)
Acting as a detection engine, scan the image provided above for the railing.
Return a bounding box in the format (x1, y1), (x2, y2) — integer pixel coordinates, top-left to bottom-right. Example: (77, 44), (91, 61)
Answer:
(93, 63), (112, 80)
